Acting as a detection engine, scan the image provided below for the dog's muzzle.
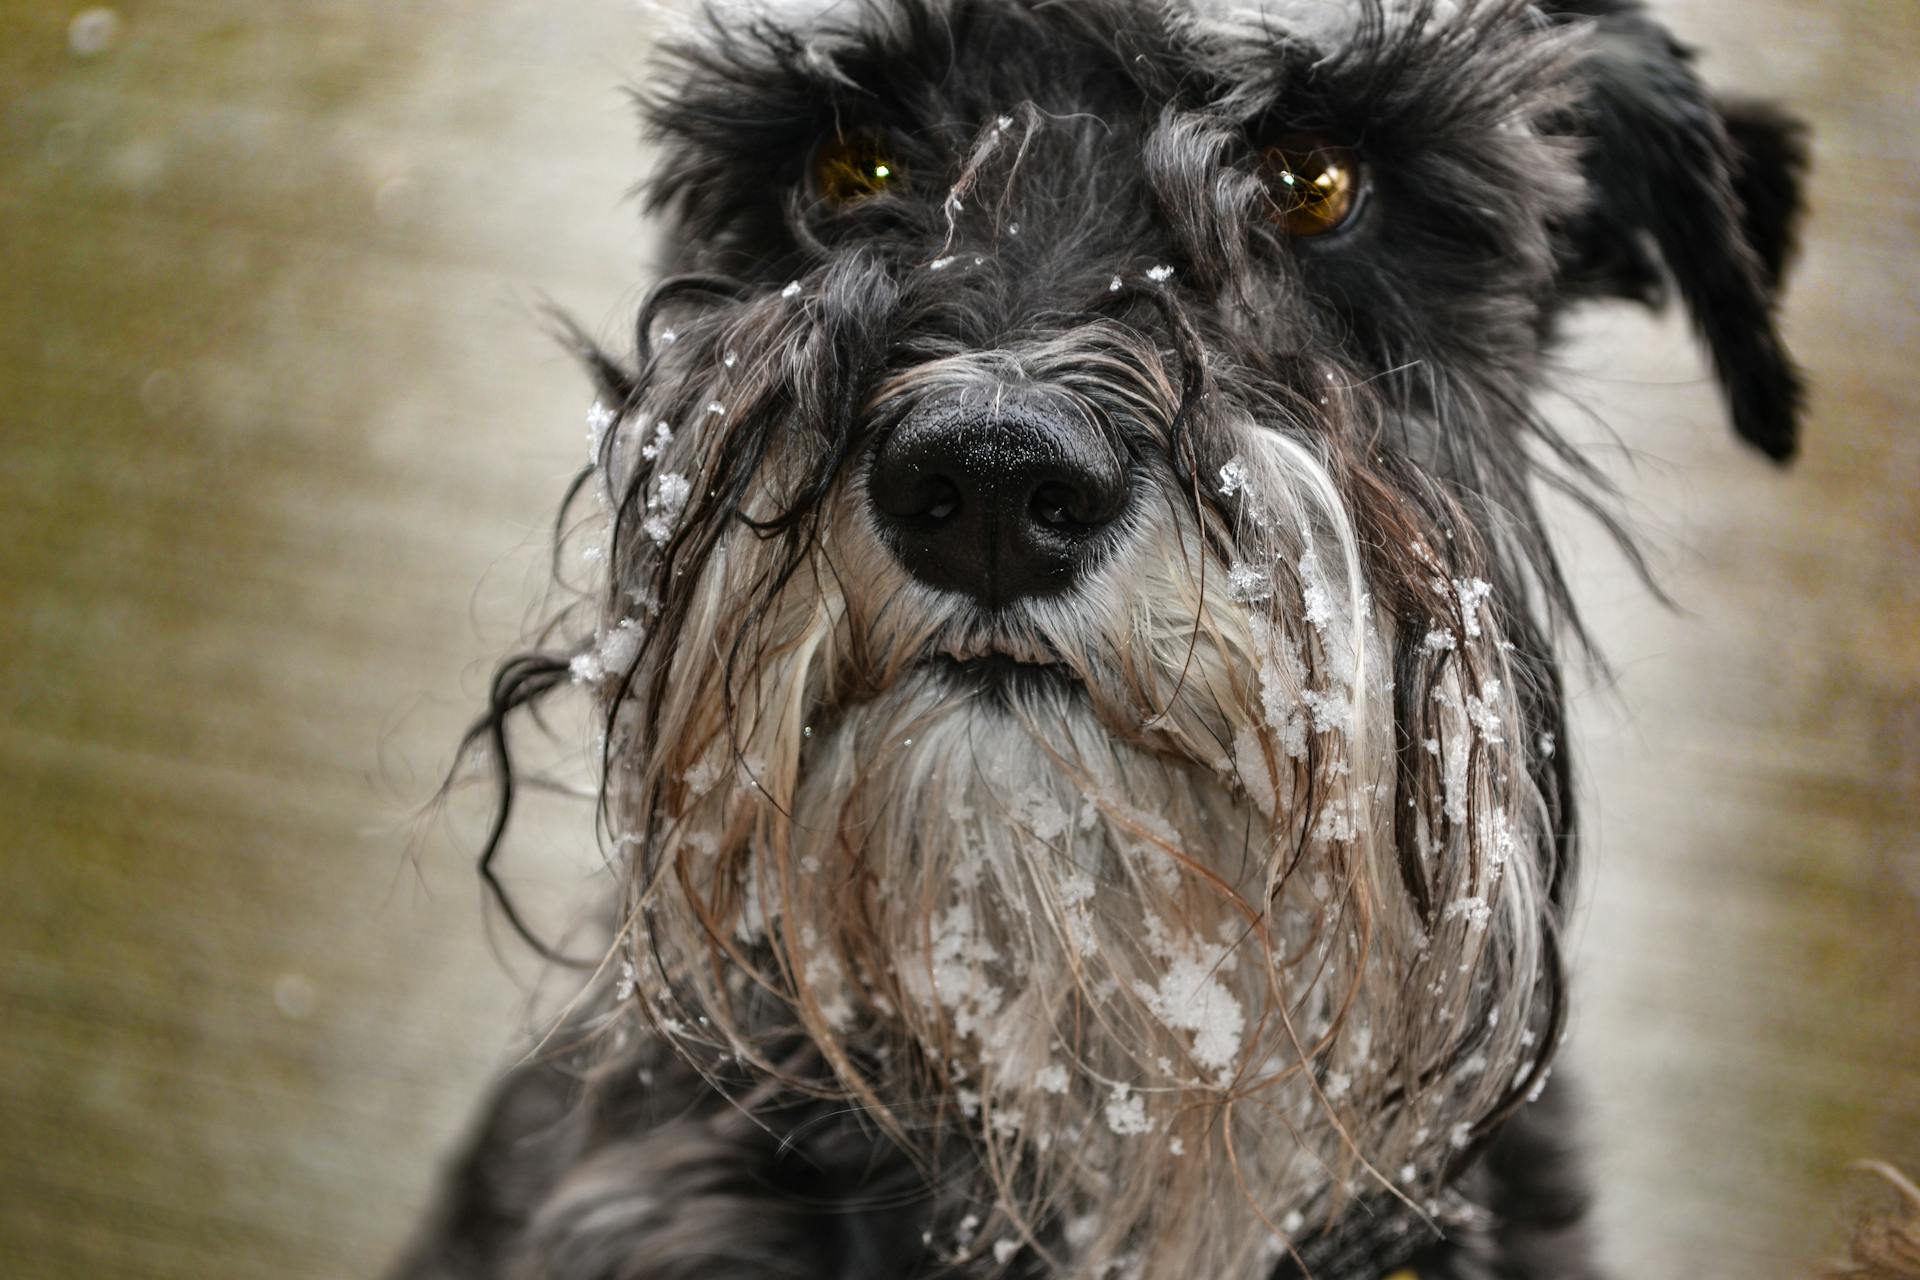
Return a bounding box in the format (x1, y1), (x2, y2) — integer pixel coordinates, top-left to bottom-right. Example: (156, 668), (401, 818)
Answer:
(867, 394), (1129, 607)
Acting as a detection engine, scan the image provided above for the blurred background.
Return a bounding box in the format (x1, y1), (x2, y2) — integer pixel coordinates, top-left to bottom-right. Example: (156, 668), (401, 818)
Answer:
(0, 2), (1914, 1276)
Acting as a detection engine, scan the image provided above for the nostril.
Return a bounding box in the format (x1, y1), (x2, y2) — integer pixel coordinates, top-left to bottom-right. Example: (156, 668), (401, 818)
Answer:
(1031, 481), (1094, 531)
(924, 479), (960, 522)
(875, 473), (961, 524)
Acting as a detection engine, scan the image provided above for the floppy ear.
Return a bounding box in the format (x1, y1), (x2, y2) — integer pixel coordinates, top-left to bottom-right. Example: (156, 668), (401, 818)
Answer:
(1547, 1), (1810, 461)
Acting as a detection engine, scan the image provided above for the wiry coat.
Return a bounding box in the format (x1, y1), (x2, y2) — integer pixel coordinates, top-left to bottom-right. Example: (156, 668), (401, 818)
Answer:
(396, 1), (1806, 1276)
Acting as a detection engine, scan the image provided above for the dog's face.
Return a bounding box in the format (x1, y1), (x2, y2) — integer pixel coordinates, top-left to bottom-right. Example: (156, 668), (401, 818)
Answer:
(525, 0), (1803, 1272)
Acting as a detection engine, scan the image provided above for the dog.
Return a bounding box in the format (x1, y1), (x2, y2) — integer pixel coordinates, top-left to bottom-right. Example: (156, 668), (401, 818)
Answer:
(392, 2), (1807, 1276)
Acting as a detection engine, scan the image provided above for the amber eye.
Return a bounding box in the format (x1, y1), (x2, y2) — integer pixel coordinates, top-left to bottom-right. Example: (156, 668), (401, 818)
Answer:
(813, 132), (902, 208)
(1258, 136), (1361, 238)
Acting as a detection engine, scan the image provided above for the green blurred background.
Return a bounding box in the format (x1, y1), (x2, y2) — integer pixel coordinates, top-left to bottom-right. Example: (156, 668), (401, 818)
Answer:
(1, 2), (1915, 1276)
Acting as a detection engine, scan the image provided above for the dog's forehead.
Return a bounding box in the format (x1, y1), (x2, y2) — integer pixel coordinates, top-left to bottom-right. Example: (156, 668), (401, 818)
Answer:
(653, 0), (1481, 61)
(1179, 0), (1471, 45)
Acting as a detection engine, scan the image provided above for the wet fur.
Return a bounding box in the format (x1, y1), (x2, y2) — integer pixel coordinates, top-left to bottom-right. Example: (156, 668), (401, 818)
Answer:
(395, 1), (1805, 1276)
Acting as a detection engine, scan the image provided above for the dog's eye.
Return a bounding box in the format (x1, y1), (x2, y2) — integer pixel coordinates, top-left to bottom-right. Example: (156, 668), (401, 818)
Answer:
(1258, 137), (1361, 238)
(813, 132), (902, 208)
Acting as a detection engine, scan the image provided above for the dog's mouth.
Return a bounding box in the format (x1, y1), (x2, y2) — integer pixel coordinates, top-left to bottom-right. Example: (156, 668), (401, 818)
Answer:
(931, 651), (1082, 697)
(917, 617), (1098, 702)
(922, 628), (1082, 697)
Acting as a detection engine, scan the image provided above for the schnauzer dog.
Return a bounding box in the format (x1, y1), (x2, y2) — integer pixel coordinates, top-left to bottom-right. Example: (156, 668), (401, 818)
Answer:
(395, 1), (1806, 1276)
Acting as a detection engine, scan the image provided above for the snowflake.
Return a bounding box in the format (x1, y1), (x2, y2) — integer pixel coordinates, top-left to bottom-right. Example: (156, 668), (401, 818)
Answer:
(643, 472), (692, 545)
(1226, 560), (1273, 603)
(585, 401), (618, 461)
(1104, 1084), (1152, 1135)
(640, 420), (673, 461)
(1217, 457), (1250, 497)
(1454, 577), (1494, 638)
(1443, 896), (1491, 932)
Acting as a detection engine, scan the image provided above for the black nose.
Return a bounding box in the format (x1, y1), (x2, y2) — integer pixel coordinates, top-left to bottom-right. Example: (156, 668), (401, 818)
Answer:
(867, 397), (1129, 606)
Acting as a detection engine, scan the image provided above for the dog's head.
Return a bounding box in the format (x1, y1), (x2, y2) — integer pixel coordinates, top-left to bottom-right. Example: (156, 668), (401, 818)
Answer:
(486, 0), (1805, 1271)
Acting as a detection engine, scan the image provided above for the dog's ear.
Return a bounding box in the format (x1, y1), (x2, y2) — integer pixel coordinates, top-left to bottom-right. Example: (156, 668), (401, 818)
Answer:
(1546, 1), (1810, 461)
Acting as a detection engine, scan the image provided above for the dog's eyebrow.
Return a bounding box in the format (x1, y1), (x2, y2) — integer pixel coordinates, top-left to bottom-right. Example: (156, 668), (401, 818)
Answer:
(643, 0), (1194, 161)
(636, 15), (937, 221)
(1182, 0), (1578, 147)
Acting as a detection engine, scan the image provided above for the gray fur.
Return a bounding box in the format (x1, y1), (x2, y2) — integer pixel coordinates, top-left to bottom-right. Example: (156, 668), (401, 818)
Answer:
(398, 1), (1806, 1276)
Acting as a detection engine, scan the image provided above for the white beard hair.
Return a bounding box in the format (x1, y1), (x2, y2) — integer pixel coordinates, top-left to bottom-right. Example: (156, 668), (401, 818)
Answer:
(583, 396), (1554, 1279)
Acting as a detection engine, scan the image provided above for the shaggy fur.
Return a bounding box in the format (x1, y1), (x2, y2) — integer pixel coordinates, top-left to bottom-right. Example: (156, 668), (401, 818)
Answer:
(395, 2), (1806, 1276)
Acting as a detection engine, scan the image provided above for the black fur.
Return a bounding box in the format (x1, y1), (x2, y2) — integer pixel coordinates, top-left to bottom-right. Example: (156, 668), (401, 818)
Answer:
(1543, 0), (1808, 459)
(398, 2), (1807, 1276)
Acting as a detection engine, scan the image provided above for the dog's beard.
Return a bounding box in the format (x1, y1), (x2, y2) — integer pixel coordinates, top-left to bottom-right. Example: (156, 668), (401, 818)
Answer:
(581, 385), (1554, 1275)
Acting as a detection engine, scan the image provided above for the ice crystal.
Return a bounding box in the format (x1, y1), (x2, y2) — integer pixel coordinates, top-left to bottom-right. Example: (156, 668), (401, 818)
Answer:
(1217, 457), (1250, 497)
(1464, 679), (1505, 741)
(1008, 787), (1068, 841)
(1443, 896), (1491, 932)
(640, 420), (673, 461)
(1454, 577), (1493, 638)
(683, 747), (724, 793)
(1226, 560), (1273, 603)
(1231, 726), (1277, 818)
(1298, 550), (1336, 633)
(642, 472), (692, 545)
(1104, 1084), (1152, 1135)
(570, 618), (643, 685)
(1136, 916), (1245, 1083)
(1246, 613), (1309, 757)
(585, 400), (618, 462)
